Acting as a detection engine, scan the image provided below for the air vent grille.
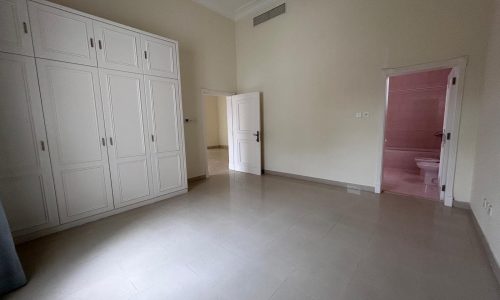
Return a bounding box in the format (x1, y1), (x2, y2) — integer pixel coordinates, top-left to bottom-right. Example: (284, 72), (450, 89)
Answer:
(253, 3), (286, 26)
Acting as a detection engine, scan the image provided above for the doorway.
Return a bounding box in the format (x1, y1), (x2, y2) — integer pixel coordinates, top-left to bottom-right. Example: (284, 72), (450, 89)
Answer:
(202, 91), (231, 176)
(375, 57), (467, 207)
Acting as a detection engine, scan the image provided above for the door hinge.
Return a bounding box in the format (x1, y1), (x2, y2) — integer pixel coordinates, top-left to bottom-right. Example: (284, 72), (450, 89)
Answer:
(441, 185), (446, 192)
(452, 77), (457, 85)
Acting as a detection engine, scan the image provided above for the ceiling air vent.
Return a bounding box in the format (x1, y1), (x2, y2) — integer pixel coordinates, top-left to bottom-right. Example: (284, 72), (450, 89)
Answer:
(253, 3), (286, 27)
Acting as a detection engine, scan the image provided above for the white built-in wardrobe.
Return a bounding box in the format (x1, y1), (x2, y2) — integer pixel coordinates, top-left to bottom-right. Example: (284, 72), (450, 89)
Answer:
(0, 0), (187, 239)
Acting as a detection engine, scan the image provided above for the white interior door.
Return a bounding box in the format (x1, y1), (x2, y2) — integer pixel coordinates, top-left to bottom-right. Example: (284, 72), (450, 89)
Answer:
(29, 2), (97, 66)
(141, 36), (178, 79)
(0, 53), (59, 235)
(37, 59), (113, 223)
(99, 69), (153, 207)
(93, 21), (143, 73)
(230, 92), (261, 175)
(144, 76), (186, 196)
(439, 69), (458, 204)
(0, 0), (34, 56)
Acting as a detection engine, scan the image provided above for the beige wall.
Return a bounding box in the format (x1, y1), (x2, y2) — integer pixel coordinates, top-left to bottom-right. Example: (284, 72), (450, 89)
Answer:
(217, 96), (228, 146)
(49, 0), (237, 178)
(471, 0), (500, 265)
(203, 96), (220, 147)
(203, 96), (228, 147)
(236, 0), (493, 201)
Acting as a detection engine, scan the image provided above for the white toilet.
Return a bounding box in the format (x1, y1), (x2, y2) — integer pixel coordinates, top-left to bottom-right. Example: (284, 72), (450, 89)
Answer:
(415, 158), (439, 185)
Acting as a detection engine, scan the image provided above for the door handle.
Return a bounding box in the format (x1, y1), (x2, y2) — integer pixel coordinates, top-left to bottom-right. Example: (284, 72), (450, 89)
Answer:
(109, 137), (113, 146)
(98, 40), (103, 49)
(253, 131), (260, 142)
(90, 38), (94, 48)
(22, 22), (28, 34)
(40, 140), (46, 151)
(101, 137), (106, 146)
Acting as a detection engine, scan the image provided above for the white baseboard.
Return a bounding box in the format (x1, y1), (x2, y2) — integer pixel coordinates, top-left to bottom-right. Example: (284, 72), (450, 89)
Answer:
(14, 189), (187, 244)
(263, 169), (375, 192)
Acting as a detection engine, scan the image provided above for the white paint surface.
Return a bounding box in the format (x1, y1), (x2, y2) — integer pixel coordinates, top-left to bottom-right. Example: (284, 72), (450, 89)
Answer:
(471, 0), (500, 268)
(236, 0), (493, 202)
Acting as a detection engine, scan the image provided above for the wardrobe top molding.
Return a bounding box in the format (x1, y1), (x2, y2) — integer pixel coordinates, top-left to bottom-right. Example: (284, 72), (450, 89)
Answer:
(30, 0), (179, 45)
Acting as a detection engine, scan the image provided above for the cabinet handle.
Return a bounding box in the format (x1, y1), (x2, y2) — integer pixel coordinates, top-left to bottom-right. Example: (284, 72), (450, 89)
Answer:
(40, 141), (46, 151)
(144, 51), (148, 59)
(90, 38), (94, 48)
(151, 134), (155, 142)
(109, 137), (113, 146)
(98, 40), (103, 49)
(101, 137), (106, 146)
(22, 22), (28, 34)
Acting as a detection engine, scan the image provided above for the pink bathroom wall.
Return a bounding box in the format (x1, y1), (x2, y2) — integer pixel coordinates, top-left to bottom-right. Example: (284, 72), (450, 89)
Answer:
(384, 68), (451, 172)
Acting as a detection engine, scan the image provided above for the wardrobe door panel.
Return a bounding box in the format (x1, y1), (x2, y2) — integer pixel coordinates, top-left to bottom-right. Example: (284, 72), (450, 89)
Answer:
(0, 53), (59, 235)
(94, 21), (142, 73)
(142, 36), (177, 79)
(99, 69), (153, 207)
(0, 0), (33, 56)
(145, 76), (186, 196)
(37, 59), (113, 223)
(29, 2), (97, 66)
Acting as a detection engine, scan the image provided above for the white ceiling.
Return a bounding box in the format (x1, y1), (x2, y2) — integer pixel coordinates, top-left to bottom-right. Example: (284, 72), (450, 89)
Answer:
(192, 0), (283, 21)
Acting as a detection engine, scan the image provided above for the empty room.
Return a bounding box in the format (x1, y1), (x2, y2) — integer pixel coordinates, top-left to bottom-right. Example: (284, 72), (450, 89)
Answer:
(1, 0), (500, 299)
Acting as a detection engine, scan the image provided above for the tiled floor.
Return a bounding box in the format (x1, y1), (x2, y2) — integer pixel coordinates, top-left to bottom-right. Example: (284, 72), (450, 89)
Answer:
(6, 172), (499, 300)
(207, 148), (229, 176)
(383, 167), (440, 201)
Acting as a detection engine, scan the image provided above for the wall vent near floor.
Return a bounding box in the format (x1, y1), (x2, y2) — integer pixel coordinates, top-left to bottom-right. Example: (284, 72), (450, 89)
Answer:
(253, 3), (286, 27)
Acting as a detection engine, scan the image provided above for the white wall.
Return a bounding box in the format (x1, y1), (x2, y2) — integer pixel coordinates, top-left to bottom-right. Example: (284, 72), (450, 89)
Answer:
(471, 0), (500, 265)
(236, 0), (493, 201)
(50, 0), (237, 179)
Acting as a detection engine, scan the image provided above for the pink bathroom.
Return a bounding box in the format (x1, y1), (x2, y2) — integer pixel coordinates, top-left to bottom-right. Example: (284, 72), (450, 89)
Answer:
(382, 68), (452, 201)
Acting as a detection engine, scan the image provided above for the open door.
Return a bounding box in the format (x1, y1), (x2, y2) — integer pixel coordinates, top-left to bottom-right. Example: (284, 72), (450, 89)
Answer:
(439, 69), (457, 204)
(228, 92), (261, 175)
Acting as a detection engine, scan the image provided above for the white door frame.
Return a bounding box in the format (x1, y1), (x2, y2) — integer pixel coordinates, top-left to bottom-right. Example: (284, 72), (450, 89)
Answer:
(200, 89), (235, 177)
(374, 57), (468, 207)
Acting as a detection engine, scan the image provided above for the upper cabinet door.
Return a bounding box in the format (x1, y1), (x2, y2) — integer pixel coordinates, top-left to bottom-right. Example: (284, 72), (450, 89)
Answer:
(142, 36), (178, 79)
(37, 59), (114, 223)
(93, 21), (143, 73)
(0, 0), (34, 56)
(28, 2), (97, 66)
(99, 69), (153, 207)
(0, 53), (59, 235)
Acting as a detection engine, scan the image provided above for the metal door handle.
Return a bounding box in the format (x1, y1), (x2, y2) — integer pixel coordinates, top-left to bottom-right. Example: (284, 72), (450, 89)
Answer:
(101, 137), (106, 146)
(90, 38), (94, 48)
(40, 140), (46, 151)
(253, 131), (260, 142)
(22, 22), (28, 34)
(98, 40), (103, 49)
(151, 134), (155, 142)
(109, 137), (113, 146)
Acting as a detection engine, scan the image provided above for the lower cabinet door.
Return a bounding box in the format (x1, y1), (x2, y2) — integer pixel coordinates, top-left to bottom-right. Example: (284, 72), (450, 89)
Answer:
(144, 76), (187, 196)
(37, 59), (114, 223)
(0, 53), (59, 235)
(99, 69), (154, 207)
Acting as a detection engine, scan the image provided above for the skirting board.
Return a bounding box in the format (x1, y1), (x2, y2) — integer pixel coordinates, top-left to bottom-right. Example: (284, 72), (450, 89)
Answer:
(14, 189), (188, 244)
(188, 175), (207, 183)
(471, 212), (500, 285)
(263, 169), (375, 192)
(453, 200), (471, 210)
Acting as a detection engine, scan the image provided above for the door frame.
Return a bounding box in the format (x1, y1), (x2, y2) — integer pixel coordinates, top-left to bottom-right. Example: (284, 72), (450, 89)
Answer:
(200, 89), (235, 177)
(374, 56), (468, 207)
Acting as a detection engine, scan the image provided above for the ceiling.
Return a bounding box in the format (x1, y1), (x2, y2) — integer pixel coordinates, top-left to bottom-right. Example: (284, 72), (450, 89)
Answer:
(192, 0), (282, 21)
